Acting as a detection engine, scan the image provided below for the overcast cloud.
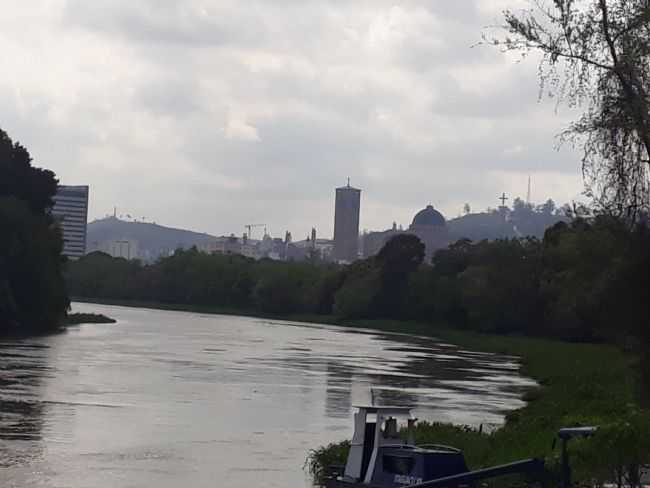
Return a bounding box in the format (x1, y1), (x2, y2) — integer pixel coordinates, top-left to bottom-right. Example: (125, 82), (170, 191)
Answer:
(0, 1), (584, 238)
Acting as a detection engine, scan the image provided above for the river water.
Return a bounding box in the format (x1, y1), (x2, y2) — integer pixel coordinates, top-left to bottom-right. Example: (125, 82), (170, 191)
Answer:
(0, 303), (535, 488)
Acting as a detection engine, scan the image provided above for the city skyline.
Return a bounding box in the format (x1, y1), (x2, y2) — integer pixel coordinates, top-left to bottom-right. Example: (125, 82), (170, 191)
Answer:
(2, 2), (584, 239)
(85, 181), (563, 246)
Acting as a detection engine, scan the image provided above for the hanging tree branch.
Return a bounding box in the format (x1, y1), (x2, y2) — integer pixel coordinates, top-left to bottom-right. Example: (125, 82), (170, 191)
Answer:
(490, 0), (650, 218)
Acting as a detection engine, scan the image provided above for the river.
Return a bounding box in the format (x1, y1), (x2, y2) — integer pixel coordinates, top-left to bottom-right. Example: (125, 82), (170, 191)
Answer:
(0, 303), (535, 488)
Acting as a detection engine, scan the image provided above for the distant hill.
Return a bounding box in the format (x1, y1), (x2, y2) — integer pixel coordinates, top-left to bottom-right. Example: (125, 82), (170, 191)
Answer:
(448, 201), (569, 242)
(448, 212), (517, 242)
(87, 217), (216, 261)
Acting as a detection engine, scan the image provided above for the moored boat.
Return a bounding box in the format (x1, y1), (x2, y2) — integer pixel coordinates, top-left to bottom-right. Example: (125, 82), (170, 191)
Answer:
(325, 405), (597, 488)
(325, 405), (470, 487)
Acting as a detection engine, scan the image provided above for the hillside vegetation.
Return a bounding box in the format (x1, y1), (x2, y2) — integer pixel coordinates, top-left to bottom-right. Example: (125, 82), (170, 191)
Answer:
(87, 216), (216, 261)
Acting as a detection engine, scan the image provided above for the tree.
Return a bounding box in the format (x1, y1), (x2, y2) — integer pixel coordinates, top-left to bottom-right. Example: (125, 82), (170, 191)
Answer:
(458, 238), (544, 333)
(512, 197), (532, 214)
(0, 197), (68, 332)
(376, 234), (426, 274)
(0, 128), (68, 333)
(537, 199), (556, 215)
(333, 262), (380, 318)
(492, 0), (650, 216)
(375, 234), (426, 317)
(0, 130), (58, 214)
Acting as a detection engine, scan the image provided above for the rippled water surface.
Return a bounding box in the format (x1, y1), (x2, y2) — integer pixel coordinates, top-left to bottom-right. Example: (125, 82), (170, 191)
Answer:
(0, 303), (535, 487)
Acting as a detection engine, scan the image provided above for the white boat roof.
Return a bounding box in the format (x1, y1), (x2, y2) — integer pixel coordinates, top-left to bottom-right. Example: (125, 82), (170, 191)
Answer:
(353, 405), (413, 415)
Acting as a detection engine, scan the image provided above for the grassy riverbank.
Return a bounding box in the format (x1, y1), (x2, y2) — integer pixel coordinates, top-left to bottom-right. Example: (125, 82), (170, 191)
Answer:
(71, 298), (647, 484)
(308, 320), (647, 485)
(65, 313), (116, 325)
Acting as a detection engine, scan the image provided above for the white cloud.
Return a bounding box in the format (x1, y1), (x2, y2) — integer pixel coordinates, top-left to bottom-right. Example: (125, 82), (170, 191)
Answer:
(225, 117), (260, 142)
(0, 0), (584, 237)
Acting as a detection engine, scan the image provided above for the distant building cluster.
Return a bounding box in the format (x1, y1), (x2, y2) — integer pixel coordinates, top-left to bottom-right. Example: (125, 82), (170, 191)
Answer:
(362, 205), (449, 260)
(330, 182), (449, 262)
(196, 181), (448, 264)
(92, 239), (140, 260)
(198, 229), (334, 262)
(52, 185), (89, 260)
(61, 178), (452, 264)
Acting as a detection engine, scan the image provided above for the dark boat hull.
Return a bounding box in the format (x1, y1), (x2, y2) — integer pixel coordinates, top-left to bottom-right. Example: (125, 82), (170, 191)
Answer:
(326, 481), (384, 488)
(325, 458), (547, 488)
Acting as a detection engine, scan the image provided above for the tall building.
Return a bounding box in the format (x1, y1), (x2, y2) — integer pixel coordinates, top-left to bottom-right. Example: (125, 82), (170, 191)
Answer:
(52, 185), (89, 259)
(333, 180), (361, 262)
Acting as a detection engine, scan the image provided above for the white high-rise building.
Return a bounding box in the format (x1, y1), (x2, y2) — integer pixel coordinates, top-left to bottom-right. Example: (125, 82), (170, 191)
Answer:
(52, 185), (89, 259)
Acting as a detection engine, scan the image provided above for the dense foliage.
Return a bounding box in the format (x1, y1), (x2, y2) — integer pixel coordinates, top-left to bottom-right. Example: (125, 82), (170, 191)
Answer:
(65, 313), (116, 325)
(0, 129), (68, 334)
(492, 0), (650, 216)
(69, 217), (649, 348)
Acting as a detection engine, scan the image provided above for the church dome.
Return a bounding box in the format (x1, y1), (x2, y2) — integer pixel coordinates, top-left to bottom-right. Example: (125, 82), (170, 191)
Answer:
(411, 205), (446, 227)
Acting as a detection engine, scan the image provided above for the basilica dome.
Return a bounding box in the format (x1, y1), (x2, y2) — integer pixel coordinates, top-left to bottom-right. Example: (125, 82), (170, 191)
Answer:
(411, 205), (446, 227)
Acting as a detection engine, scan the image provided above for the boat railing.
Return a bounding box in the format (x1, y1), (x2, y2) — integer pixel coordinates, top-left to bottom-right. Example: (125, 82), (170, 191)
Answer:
(378, 443), (462, 453)
(379, 444), (417, 450)
(416, 444), (462, 453)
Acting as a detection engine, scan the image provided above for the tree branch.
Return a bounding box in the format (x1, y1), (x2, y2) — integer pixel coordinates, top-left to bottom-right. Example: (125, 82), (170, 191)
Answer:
(519, 37), (615, 70)
(599, 0), (620, 65)
(600, 0), (650, 164)
(552, 50), (614, 70)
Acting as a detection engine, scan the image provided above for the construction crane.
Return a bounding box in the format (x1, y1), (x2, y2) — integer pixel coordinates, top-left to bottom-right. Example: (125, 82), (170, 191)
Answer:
(244, 224), (266, 240)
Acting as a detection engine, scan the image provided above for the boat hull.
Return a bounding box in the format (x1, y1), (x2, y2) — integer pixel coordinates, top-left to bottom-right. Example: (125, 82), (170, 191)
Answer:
(325, 481), (384, 488)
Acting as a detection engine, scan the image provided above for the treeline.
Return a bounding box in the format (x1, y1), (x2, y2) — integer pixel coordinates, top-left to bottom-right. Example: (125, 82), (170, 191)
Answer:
(67, 249), (342, 315)
(68, 215), (648, 344)
(0, 129), (69, 334)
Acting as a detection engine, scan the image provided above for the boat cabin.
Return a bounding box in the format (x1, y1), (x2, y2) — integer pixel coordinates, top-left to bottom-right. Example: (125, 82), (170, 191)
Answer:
(333, 406), (469, 487)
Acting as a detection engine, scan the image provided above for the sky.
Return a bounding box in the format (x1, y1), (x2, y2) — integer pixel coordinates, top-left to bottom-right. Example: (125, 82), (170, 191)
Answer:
(0, 1), (585, 239)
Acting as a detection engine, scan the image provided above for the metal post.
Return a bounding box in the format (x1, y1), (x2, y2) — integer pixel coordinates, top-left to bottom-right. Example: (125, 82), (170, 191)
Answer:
(556, 426), (597, 488)
(561, 437), (570, 488)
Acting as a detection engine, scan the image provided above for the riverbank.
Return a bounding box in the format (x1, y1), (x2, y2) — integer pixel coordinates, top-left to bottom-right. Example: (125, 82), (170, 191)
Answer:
(65, 312), (116, 325)
(309, 322), (647, 486)
(309, 321), (645, 485)
(71, 298), (647, 484)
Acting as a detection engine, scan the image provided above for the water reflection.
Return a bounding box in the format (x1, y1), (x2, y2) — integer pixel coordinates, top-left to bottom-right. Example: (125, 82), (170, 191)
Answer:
(0, 342), (49, 467)
(253, 324), (534, 427)
(0, 304), (536, 488)
(325, 361), (352, 419)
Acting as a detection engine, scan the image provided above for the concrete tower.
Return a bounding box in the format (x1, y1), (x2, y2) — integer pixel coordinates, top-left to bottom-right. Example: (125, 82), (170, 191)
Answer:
(333, 179), (361, 262)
